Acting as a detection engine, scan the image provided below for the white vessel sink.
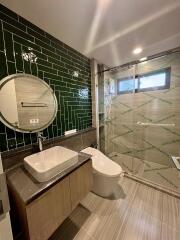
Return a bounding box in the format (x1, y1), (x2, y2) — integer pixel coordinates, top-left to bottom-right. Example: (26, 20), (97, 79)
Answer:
(24, 146), (78, 182)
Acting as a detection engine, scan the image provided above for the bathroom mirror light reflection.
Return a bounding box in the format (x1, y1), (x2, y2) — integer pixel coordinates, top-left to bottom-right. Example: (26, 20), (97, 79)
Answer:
(0, 74), (57, 133)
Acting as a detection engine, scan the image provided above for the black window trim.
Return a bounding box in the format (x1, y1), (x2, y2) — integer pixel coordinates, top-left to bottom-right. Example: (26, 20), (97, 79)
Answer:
(117, 67), (171, 95)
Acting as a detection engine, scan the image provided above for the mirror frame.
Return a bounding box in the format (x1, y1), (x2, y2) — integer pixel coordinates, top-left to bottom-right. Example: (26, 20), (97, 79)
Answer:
(0, 73), (58, 133)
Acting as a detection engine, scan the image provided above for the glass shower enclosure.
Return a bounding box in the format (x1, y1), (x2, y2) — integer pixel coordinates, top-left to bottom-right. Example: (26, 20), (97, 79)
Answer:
(99, 51), (180, 194)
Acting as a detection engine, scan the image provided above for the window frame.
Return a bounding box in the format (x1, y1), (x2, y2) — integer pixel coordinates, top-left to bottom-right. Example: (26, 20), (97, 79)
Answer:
(117, 67), (171, 95)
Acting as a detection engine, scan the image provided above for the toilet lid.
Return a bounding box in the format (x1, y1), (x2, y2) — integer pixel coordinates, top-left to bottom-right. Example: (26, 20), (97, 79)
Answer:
(81, 147), (123, 177)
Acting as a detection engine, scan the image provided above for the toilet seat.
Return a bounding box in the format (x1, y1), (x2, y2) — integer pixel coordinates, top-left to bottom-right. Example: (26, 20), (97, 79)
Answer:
(81, 147), (123, 177)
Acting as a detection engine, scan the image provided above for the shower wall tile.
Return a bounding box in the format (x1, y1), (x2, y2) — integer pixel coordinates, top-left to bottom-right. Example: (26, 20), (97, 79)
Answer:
(0, 4), (92, 152)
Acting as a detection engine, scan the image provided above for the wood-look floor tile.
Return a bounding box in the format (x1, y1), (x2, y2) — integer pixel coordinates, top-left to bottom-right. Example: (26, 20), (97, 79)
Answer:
(128, 182), (163, 220)
(72, 228), (95, 240)
(161, 193), (180, 229)
(161, 222), (179, 240)
(51, 177), (180, 240)
(114, 205), (178, 240)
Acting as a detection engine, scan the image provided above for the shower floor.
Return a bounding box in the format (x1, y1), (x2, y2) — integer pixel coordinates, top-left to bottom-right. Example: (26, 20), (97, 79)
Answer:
(108, 152), (180, 194)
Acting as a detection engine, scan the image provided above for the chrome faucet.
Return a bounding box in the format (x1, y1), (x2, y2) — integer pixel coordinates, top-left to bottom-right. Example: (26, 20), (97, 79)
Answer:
(37, 132), (46, 151)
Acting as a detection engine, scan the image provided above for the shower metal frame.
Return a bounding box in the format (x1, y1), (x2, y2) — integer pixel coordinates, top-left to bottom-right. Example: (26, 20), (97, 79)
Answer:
(98, 46), (180, 74)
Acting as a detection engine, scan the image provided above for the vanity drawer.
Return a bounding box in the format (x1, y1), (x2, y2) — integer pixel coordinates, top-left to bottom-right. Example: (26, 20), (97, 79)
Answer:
(69, 160), (93, 210)
(26, 177), (71, 240)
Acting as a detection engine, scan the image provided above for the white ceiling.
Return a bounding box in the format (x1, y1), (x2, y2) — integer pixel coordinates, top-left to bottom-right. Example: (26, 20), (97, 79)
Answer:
(1, 0), (180, 66)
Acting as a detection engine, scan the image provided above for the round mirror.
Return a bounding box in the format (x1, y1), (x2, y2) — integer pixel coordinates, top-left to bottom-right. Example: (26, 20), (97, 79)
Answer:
(0, 74), (57, 133)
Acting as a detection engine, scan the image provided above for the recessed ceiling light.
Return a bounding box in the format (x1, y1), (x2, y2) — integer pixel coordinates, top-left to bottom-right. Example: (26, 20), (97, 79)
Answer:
(133, 47), (142, 55)
(140, 57), (147, 61)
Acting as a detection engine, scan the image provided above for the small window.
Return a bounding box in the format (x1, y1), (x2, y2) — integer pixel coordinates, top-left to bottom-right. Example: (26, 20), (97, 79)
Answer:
(117, 68), (170, 94)
(118, 78), (138, 93)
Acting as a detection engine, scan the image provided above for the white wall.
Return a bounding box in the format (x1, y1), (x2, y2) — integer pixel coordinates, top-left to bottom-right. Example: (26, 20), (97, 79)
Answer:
(0, 213), (13, 240)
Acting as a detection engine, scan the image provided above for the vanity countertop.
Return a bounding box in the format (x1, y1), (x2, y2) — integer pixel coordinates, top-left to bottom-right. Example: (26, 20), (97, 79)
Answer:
(6, 152), (92, 205)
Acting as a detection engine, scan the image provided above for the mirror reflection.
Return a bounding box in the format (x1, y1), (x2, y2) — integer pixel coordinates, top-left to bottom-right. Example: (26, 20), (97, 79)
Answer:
(0, 74), (57, 133)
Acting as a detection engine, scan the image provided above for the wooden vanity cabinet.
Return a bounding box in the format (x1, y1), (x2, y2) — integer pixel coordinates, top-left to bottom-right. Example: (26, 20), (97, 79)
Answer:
(10, 160), (92, 240)
(26, 177), (71, 240)
(70, 160), (93, 210)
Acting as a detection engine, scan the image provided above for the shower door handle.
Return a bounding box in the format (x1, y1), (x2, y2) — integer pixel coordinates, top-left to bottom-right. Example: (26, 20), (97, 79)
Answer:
(136, 121), (175, 127)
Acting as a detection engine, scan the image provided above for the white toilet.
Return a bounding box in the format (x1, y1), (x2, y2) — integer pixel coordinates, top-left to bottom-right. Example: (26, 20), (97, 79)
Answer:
(81, 147), (123, 198)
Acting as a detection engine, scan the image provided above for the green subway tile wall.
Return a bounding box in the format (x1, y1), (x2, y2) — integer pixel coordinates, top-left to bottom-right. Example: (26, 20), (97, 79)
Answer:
(0, 4), (92, 152)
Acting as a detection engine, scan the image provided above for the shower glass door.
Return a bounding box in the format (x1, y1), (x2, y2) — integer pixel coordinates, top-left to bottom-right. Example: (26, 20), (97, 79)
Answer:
(103, 65), (139, 175)
(101, 51), (180, 193)
(134, 52), (180, 192)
